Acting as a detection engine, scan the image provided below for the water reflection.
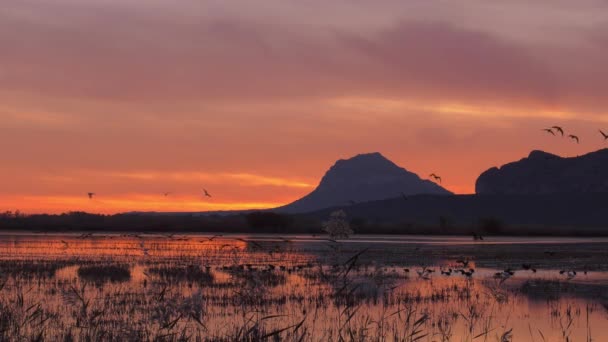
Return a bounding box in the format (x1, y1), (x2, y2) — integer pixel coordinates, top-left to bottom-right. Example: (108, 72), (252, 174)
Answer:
(0, 233), (607, 341)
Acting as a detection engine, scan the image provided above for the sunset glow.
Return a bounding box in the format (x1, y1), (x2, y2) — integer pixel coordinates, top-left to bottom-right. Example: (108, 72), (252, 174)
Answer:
(2, 0), (608, 213)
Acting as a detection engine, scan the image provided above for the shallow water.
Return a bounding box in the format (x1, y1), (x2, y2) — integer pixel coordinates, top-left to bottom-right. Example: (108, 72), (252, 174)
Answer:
(0, 233), (607, 341)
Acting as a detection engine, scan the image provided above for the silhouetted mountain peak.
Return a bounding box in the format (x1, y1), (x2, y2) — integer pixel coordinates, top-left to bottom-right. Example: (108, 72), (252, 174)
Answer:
(319, 152), (407, 187)
(527, 150), (560, 160)
(278, 152), (451, 213)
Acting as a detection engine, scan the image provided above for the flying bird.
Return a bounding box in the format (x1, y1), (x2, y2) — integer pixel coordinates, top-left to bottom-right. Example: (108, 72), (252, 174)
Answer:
(163, 192), (171, 197)
(600, 130), (608, 141)
(429, 174), (442, 183)
(87, 192), (95, 199)
(568, 134), (579, 143)
(551, 126), (564, 136)
(203, 189), (212, 198)
(542, 128), (555, 136)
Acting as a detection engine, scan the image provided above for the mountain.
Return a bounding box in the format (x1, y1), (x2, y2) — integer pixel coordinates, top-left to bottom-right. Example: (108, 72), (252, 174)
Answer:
(277, 152), (451, 213)
(476, 149), (608, 194)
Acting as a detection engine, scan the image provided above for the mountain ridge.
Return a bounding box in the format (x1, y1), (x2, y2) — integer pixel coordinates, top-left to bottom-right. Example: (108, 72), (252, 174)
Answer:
(476, 148), (608, 194)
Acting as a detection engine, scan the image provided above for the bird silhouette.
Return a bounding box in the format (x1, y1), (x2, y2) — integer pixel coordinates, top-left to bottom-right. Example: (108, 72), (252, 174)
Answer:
(568, 134), (579, 143)
(163, 192), (171, 197)
(600, 130), (608, 141)
(551, 126), (564, 136)
(494, 270), (512, 282)
(203, 189), (212, 197)
(429, 173), (442, 183)
(456, 258), (470, 268)
(87, 193), (95, 199)
(542, 128), (555, 136)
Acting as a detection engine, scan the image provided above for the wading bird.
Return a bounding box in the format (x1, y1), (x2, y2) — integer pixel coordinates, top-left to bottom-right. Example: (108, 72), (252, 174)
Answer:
(542, 128), (555, 136)
(494, 270), (512, 282)
(416, 268), (432, 280)
(568, 134), (579, 143)
(429, 173), (442, 183)
(559, 269), (577, 279)
(552, 126), (564, 136)
(600, 130), (608, 141)
(456, 258), (470, 268)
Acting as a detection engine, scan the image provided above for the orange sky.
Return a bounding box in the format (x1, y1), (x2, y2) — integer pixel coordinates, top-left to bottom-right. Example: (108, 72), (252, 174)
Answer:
(1, 0), (608, 214)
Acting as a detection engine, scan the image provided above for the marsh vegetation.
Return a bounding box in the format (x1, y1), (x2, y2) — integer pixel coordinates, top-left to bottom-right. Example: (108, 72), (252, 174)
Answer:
(0, 234), (607, 341)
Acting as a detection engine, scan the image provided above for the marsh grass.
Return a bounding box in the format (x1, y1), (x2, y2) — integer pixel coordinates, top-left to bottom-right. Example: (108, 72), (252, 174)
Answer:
(0, 235), (605, 341)
(77, 264), (131, 283)
(148, 264), (213, 285)
(0, 260), (67, 279)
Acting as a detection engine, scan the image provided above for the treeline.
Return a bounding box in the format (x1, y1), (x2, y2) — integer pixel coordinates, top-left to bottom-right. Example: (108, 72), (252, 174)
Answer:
(1, 210), (607, 236)
(0, 211), (322, 234)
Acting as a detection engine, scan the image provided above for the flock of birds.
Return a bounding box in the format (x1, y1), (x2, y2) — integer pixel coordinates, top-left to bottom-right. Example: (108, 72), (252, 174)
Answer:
(542, 125), (608, 144)
(405, 256), (587, 283)
(56, 232), (592, 287)
(426, 126), (608, 187)
(87, 189), (212, 200)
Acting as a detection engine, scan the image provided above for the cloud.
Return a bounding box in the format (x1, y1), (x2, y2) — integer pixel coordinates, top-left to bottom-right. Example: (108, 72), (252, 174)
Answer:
(108, 171), (314, 188)
(1, 0), (607, 114)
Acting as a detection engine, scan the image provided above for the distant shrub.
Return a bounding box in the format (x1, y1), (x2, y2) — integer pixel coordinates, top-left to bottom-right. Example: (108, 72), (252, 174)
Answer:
(77, 264), (131, 283)
(323, 210), (353, 239)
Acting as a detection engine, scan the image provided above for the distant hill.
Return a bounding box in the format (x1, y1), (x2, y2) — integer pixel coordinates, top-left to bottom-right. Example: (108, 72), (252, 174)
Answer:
(476, 149), (608, 194)
(301, 192), (608, 229)
(277, 152), (451, 213)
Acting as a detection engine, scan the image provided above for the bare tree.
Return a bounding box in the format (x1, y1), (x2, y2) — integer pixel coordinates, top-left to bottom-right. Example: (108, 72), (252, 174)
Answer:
(323, 210), (353, 239)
